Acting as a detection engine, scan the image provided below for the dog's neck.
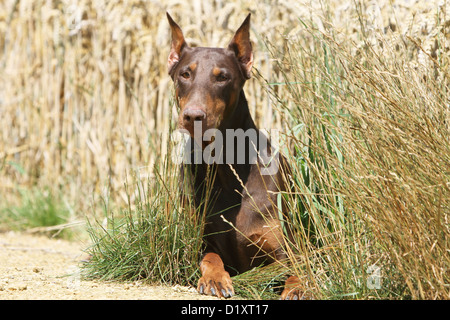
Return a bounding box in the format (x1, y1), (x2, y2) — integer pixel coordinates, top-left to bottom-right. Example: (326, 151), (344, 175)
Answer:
(216, 91), (254, 194)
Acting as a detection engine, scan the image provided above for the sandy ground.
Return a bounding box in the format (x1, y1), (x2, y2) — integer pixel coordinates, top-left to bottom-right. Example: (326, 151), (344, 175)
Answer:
(0, 231), (219, 300)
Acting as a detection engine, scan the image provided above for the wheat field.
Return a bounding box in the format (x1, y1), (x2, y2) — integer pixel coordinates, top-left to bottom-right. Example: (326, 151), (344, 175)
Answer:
(0, 0), (445, 209)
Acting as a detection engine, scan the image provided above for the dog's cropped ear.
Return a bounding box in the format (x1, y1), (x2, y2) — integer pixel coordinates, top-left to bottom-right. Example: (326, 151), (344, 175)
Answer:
(228, 14), (253, 79)
(167, 12), (188, 75)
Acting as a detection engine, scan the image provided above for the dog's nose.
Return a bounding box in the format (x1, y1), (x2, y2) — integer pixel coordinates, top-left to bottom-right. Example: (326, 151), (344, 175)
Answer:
(183, 108), (206, 126)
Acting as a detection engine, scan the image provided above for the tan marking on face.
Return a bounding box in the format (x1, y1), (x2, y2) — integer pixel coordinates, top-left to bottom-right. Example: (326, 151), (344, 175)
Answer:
(189, 63), (197, 71)
(176, 90), (190, 130)
(175, 87), (180, 105)
(212, 67), (221, 77)
(227, 90), (237, 114)
(205, 94), (226, 129)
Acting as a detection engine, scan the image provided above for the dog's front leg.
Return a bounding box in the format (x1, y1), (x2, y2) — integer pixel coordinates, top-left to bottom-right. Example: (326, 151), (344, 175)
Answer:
(197, 252), (234, 298)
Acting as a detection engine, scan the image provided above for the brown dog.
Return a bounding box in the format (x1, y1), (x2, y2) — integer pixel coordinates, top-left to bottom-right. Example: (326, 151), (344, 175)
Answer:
(167, 12), (302, 299)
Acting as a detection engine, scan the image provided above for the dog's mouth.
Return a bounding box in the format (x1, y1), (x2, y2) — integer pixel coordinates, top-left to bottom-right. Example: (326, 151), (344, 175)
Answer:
(178, 114), (224, 149)
(179, 119), (206, 135)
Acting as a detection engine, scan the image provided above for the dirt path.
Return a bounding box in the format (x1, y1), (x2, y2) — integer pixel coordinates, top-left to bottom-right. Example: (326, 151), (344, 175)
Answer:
(0, 231), (219, 300)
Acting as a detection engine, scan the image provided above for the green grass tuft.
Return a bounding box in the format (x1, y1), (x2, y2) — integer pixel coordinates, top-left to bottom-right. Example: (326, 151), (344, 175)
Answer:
(0, 187), (74, 238)
(82, 159), (204, 287)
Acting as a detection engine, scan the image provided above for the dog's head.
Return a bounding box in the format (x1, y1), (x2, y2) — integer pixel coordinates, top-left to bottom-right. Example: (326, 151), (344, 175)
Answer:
(167, 13), (253, 137)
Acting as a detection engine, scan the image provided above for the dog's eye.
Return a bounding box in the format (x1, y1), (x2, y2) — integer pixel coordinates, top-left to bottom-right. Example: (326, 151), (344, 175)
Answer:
(180, 71), (190, 80)
(216, 74), (228, 82)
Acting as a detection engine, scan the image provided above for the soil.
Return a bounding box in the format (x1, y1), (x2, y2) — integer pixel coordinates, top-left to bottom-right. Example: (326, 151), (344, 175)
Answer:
(0, 231), (221, 300)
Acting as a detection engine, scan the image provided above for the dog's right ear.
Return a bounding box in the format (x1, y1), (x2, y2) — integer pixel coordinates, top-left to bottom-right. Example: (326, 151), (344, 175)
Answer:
(167, 12), (187, 75)
(228, 13), (253, 79)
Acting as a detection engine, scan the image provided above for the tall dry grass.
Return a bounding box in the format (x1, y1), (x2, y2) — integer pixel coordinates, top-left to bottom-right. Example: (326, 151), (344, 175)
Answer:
(1, 0), (443, 211)
(265, 2), (449, 299)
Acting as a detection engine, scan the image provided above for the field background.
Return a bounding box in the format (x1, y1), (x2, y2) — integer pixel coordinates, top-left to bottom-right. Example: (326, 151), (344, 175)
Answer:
(0, 0), (449, 299)
(0, 0), (444, 210)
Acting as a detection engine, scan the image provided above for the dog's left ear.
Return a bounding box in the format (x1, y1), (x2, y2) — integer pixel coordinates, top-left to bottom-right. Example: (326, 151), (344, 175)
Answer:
(228, 14), (253, 79)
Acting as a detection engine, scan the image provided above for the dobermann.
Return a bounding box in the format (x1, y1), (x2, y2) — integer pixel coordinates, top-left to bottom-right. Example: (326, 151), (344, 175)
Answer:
(167, 12), (302, 299)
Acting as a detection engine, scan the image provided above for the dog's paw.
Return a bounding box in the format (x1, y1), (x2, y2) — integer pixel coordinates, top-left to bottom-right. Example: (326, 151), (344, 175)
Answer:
(280, 275), (311, 300)
(197, 270), (234, 298)
(280, 287), (304, 300)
